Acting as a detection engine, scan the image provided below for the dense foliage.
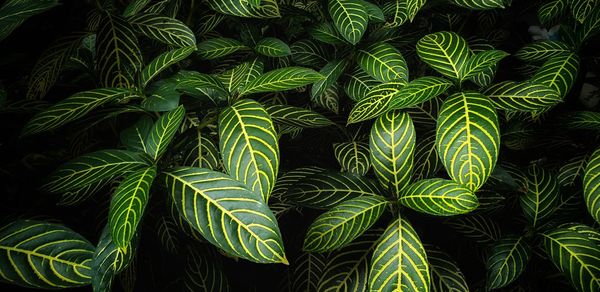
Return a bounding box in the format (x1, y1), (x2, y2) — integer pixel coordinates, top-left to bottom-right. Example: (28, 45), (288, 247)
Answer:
(1, 0), (600, 291)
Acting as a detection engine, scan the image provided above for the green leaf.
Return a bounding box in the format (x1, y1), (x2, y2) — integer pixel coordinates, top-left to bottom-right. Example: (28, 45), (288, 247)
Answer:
(381, 0), (408, 27)
(577, 7), (600, 44)
(484, 81), (562, 113)
(128, 13), (196, 47)
(558, 154), (589, 186)
(58, 179), (111, 206)
(206, 0), (280, 18)
(22, 88), (133, 136)
(239, 67), (323, 96)
(218, 58), (264, 95)
(123, 0), (151, 16)
(311, 59), (348, 99)
(96, 12), (143, 88)
(42, 149), (151, 193)
(141, 79), (180, 112)
(531, 53), (579, 99)
(461, 50), (508, 81)
(368, 216), (430, 292)
(344, 67), (380, 101)
(369, 110), (415, 196)
(310, 22), (348, 45)
(360, 0), (385, 22)
(109, 166), (156, 248)
(571, 0), (597, 23)
(197, 38), (248, 60)
(401, 178), (479, 216)
(436, 92), (500, 192)
(514, 40), (572, 62)
(538, 0), (567, 25)
(357, 42), (409, 83)
(286, 170), (383, 209)
(0, 0), (59, 42)
(562, 111), (600, 130)
(272, 166), (326, 198)
(542, 226), (600, 292)
(182, 130), (220, 171)
(120, 116), (154, 153)
(328, 0), (368, 45)
(486, 236), (531, 290)
(413, 130), (442, 180)
(519, 165), (560, 227)
(183, 245), (230, 291)
(389, 76), (452, 110)
(265, 104), (334, 128)
(292, 252), (327, 292)
(140, 46), (195, 88)
(0, 220), (94, 289)
(584, 148), (600, 225)
(445, 214), (502, 244)
(290, 40), (329, 68)
(219, 99), (279, 201)
(304, 195), (388, 252)
(450, 0), (505, 10)
(347, 82), (405, 124)
(255, 37), (291, 57)
(91, 226), (136, 292)
(425, 245), (469, 292)
(165, 167), (287, 264)
(145, 105), (185, 161)
(174, 70), (228, 99)
(334, 142), (372, 176)
(417, 31), (471, 80)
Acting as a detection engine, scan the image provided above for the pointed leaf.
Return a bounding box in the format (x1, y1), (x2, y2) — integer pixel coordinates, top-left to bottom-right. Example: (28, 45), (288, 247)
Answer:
(328, 0), (369, 45)
(357, 42), (409, 83)
(425, 245), (469, 292)
(128, 13), (196, 47)
(445, 214), (502, 244)
(140, 46), (195, 87)
(484, 81), (562, 112)
(206, 0), (280, 18)
(239, 67), (323, 96)
(515, 40), (572, 62)
(486, 236), (531, 290)
(255, 37), (291, 57)
(417, 31), (471, 80)
(389, 76), (452, 110)
(401, 178), (479, 216)
(197, 38), (248, 60)
(461, 50), (508, 81)
(531, 53), (580, 99)
(334, 142), (372, 176)
(519, 165), (560, 227)
(348, 82), (405, 124)
(145, 105), (185, 161)
(292, 252), (327, 292)
(311, 59), (348, 99)
(265, 104), (334, 128)
(450, 0), (505, 10)
(584, 148), (600, 225)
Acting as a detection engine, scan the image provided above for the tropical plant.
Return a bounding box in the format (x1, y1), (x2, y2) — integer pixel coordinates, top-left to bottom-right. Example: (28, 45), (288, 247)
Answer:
(1, 0), (600, 291)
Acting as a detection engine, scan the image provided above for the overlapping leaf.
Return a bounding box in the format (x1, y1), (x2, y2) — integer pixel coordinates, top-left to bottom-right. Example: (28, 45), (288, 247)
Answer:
(514, 40), (572, 62)
(484, 81), (561, 112)
(145, 105), (185, 161)
(461, 50), (508, 81)
(255, 37), (291, 57)
(357, 42), (409, 82)
(0, 0), (59, 41)
(328, 0), (368, 45)
(416, 31), (471, 80)
(239, 67), (323, 96)
(128, 13), (195, 47)
(197, 38), (248, 60)
(206, 0), (280, 18)
(334, 142), (371, 176)
(486, 236), (531, 290)
(348, 82), (405, 124)
(290, 40), (329, 67)
(450, 0), (505, 10)
(584, 148), (600, 224)
(445, 214), (501, 244)
(272, 166), (326, 198)
(531, 52), (579, 98)
(140, 46), (195, 87)
(344, 67), (380, 101)
(389, 76), (452, 110)
(413, 130), (442, 180)
(266, 104), (334, 129)
(426, 245), (469, 292)
(311, 59), (348, 99)
(182, 130), (220, 170)
(538, 0), (567, 24)
(91, 226), (136, 292)
(401, 178), (479, 216)
(292, 252), (327, 292)
(519, 165), (560, 227)
(183, 245), (230, 292)
(562, 111), (600, 130)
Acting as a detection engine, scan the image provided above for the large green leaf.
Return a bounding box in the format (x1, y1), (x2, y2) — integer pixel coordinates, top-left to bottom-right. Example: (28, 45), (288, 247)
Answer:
(285, 170), (383, 209)
(531, 53), (580, 99)
(206, 0), (280, 18)
(304, 195), (388, 252)
(334, 142), (372, 176)
(96, 12), (143, 88)
(450, 0), (505, 10)
(290, 40), (329, 68)
(542, 226), (600, 292)
(381, 0), (408, 27)
(558, 154), (589, 186)
(140, 46), (195, 88)
(310, 22), (348, 45)
(538, 0), (568, 25)
(218, 59), (264, 95)
(369, 110), (415, 196)
(145, 105), (185, 161)
(219, 99), (279, 201)
(369, 216), (430, 292)
(425, 245), (469, 292)
(328, 0), (368, 45)
(344, 67), (380, 101)
(108, 166), (156, 248)
(389, 76), (452, 110)
(265, 104), (334, 128)
(461, 50), (508, 81)
(445, 214), (501, 244)
(197, 37), (248, 60)
(416, 31), (471, 81)
(292, 252), (327, 292)
(401, 178), (479, 216)
(91, 226), (136, 292)
(0, 220), (94, 289)
(485, 236), (531, 290)
(584, 148), (600, 225)
(357, 42), (409, 82)
(42, 149), (151, 193)
(255, 37), (291, 57)
(484, 81), (562, 113)
(165, 167), (287, 264)
(22, 88), (133, 136)
(174, 70), (228, 98)
(577, 7), (600, 44)
(239, 67), (323, 96)
(129, 13), (195, 47)
(0, 0), (59, 42)
(436, 92), (500, 192)
(347, 82), (405, 124)
(311, 59), (348, 99)
(519, 165), (560, 227)
(514, 40), (572, 62)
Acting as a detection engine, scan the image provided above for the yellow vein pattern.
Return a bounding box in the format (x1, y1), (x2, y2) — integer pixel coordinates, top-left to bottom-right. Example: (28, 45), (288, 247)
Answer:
(0, 0), (59, 41)
(445, 214), (501, 244)
(563, 111), (600, 130)
(401, 178), (479, 216)
(328, 0), (368, 45)
(484, 81), (561, 113)
(291, 40), (329, 67)
(219, 99), (279, 202)
(145, 105), (185, 161)
(266, 104), (334, 128)
(286, 170), (383, 209)
(183, 245), (230, 292)
(96, 12), (143, 88)
(218, 59), (264, 95)
(91, 227), (135, 292)
(538, 0), (568, 24)
(109, 166), (156, 248)
(140, 46), (195, 87)
(304, 195), (387, 252)
(571, 0), (597, 23)
(542, 226), (600, 292)
(436, 92), (500, 192)
(584, 148), (600, 224)
(515, 40), (572, 62)
(531, 52), (579, 99)
(42, 149), (151, 193)
(416, 31), (471, 80)
(485, 236), (531, 290)
(239, 67), (323, 96)
(406, 97), (441, 129)
(578, 7), (600, 43)
(461, 50), (508, 81)
(318, 229), (382, 292)
(175, 70), (228, 98)
(558, 154), (589, 186)
(292, 252), (327, 292)
(128, 13), (196, 47)
(370, 110), (415, 196)
(272, 166), (326, 199)
(381, 0), (408, 27)
(0, 220), (94, 289)
(369, 217), (430, 292)
(519, 165), (559, 227)
(312, 59), (348, 99)
(197, 37), (248, 60)
(348, 82), (406, 124)
(182, 130), (220, 171)
(206, 0), (280, 18)
(413, 130), (442, 180)
(450, 0), (505, 10)
(21, 88), (133, 136)
(255, 37), (291, 57)
(165, 167), (287, 264)
(424, 245), (469, 292)
(357, 42), (409, 82)
(310, 22), (348, 45)
(58, 179), (111, 206)
(344, 67), (380, 102)
(334, 142), (372, 176)
(156, 216), (179, 254)
(389, 76), (452, 110)
(195, 13), (225, 36)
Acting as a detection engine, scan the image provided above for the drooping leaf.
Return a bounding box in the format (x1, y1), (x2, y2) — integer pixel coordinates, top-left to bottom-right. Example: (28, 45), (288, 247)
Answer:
(0, 220), (94, 289)
(425, 245), (469, 292)
(357, 42), (409, 83)
(328, 0), (369, 45)
(416, 31), (471, 80)
(514, 40), (572, 62)
(436, 92), (500, 192)
(531, 53), (579, 99)
(145, 105), (185, 161)
(389, 76), (452, 110)
(584, 148), (600, 225)
(486, 236), (531, 290)
(239, 67), (323, 96)
(265, 104), (334, 128)
(140, 46), (195, 88)
(401, 178), (479, 216)
(92, 226), (136, 292)
(128, 13), (196, 47)
(165, 167), (287, 264)
(206, 0), (280, 18)
(255, 37), (291, 57)
(484, 81), (562, 113)
(334, 142), (372, 176)
(0, 0), (59, 42)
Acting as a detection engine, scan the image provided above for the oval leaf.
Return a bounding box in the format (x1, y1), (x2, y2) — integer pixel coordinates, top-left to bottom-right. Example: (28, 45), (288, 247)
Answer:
(401, 178), (479, 216)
